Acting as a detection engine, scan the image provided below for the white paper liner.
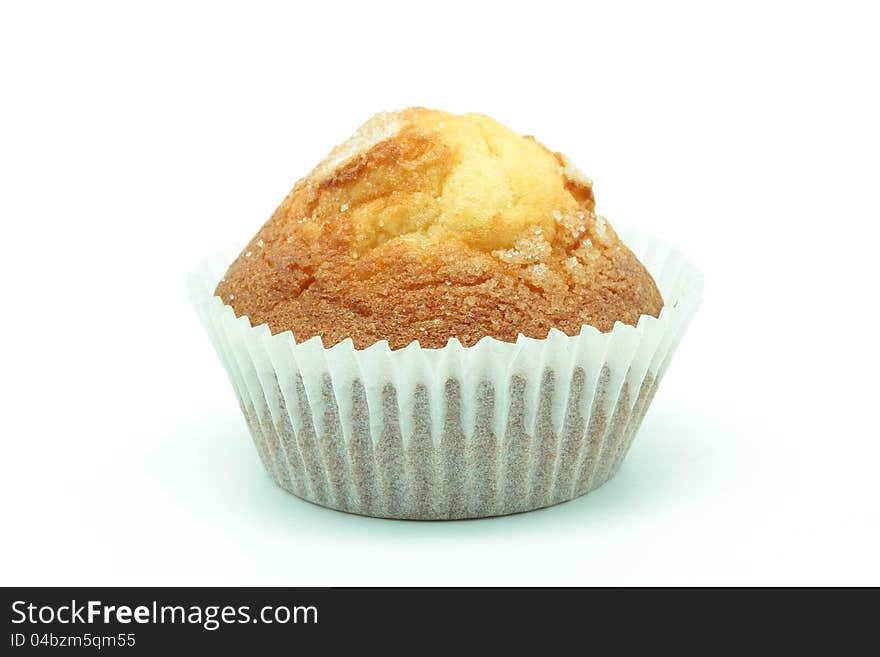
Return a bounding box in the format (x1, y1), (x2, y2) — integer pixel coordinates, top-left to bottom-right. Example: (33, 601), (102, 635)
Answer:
(187, 225), (702, 519)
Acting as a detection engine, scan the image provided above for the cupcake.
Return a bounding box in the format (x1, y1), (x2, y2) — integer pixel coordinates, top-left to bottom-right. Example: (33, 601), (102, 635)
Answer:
(189, 108), (702, 519)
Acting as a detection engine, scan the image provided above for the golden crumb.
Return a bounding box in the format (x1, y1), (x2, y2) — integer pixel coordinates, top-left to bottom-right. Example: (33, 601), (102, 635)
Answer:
(216, 108), (663, 349)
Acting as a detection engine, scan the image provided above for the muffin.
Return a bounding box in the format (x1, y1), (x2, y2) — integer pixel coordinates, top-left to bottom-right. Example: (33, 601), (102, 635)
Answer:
(189, 107), (702, 519)
(215, 108), (663, 349)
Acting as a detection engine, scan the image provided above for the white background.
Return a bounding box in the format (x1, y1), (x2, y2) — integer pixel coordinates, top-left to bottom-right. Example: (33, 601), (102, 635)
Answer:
(2, 1), (878, 586)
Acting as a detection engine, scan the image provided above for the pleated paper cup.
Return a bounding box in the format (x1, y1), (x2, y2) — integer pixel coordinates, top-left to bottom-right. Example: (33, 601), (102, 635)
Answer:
(187, 225), (702, 519)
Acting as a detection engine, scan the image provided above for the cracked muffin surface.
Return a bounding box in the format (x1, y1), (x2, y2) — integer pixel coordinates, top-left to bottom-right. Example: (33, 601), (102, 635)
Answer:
(215, 107), (663, 349)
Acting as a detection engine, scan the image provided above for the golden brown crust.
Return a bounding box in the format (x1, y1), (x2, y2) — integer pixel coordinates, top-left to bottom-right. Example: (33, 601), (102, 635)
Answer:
(216, 108), (663, 350)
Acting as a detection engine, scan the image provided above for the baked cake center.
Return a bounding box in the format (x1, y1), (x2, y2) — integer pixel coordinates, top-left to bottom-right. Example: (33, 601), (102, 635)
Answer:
(306, 108), (595, 256)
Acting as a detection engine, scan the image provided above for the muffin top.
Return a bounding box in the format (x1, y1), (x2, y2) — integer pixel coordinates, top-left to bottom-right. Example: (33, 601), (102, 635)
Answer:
(216, 108), (663, 349)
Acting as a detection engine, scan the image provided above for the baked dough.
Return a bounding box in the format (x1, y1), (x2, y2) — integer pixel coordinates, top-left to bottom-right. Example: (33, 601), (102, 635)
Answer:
(216, 108), (663, 349)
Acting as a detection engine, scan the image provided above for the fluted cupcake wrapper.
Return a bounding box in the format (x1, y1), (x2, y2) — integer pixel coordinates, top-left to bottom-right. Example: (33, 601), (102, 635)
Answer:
(187, 225), (702, 519)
